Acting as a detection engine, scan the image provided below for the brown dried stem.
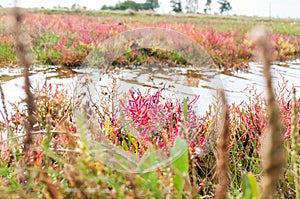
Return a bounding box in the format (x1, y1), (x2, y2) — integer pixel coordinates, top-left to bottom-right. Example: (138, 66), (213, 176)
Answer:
(11, 7), (36, 149)
(250, 27), (285, 199)
(291, 88), (299, 198)
(215, 89), (230, 199)
(38, 172), (63, 199)
(0, 84), (9, 139)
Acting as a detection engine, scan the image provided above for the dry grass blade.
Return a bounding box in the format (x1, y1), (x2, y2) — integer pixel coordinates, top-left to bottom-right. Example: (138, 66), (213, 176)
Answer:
(11, 7), (36, 148)
(39, 173), (63, 199)
(0, 84), (8, 123)
(215, 89), (230, 199)
(291, 88), (299, 198)
(250, 26), (285, 199)
(0, 84), (9, 139)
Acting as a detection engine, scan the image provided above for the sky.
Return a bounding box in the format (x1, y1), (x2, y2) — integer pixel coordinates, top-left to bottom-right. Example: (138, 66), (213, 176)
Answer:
(0, 0), (299, 19)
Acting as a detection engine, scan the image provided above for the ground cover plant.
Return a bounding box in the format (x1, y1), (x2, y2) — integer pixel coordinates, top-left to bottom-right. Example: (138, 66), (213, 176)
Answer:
(0, 67), (299, 198)
(0, 7), (300, 199)
(0, 9), (300, 68)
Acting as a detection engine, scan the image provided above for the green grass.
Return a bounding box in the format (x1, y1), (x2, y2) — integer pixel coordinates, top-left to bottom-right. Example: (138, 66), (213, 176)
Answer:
(0, 41), (16, 66)
(0, 8), (300, 68)
(35, 9), (300, 35)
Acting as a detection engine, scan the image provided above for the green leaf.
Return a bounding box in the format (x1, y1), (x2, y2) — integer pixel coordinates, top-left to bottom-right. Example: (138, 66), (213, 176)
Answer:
(248, 172), (260, 198)
(0, 166), (10, 177)
(122, 140), (129, 150)
(241, 172), (260, 199)
(241, 174), (252, 199)
(138, 151), (164, 198)
(142, 171), (163, 198)
(242, 108), (245, 118)
(171, 137), (189, 195)
(183, 98), (188, 120)
(41, 138), (50, 149)
(9, 178), (21, 192)
(138, 151), (161, 172)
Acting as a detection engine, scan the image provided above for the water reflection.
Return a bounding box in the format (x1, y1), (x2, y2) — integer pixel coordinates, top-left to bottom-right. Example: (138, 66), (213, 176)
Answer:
(0, 60), (299, 117)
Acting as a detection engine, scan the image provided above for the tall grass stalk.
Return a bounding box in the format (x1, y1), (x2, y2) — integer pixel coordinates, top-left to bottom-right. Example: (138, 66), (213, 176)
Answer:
(12, 7), (36, 149)
(291, 88), (299, 198)
(215, 89), (230, 199)
(0, 84), (9, 139)
(250, 27), (285, 199)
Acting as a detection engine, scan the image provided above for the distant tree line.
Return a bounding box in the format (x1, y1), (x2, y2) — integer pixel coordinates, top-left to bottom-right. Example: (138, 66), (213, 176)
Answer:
(173, 0), (232, 14)
(102, 0), (232, 14)
(101, 0), (159, 11)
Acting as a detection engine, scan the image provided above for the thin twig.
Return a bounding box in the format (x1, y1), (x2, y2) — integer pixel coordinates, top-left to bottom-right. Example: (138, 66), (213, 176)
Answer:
(0, 131), (76, 144)
(0, 85), (8, 122)
(0, 84), (9, 139)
